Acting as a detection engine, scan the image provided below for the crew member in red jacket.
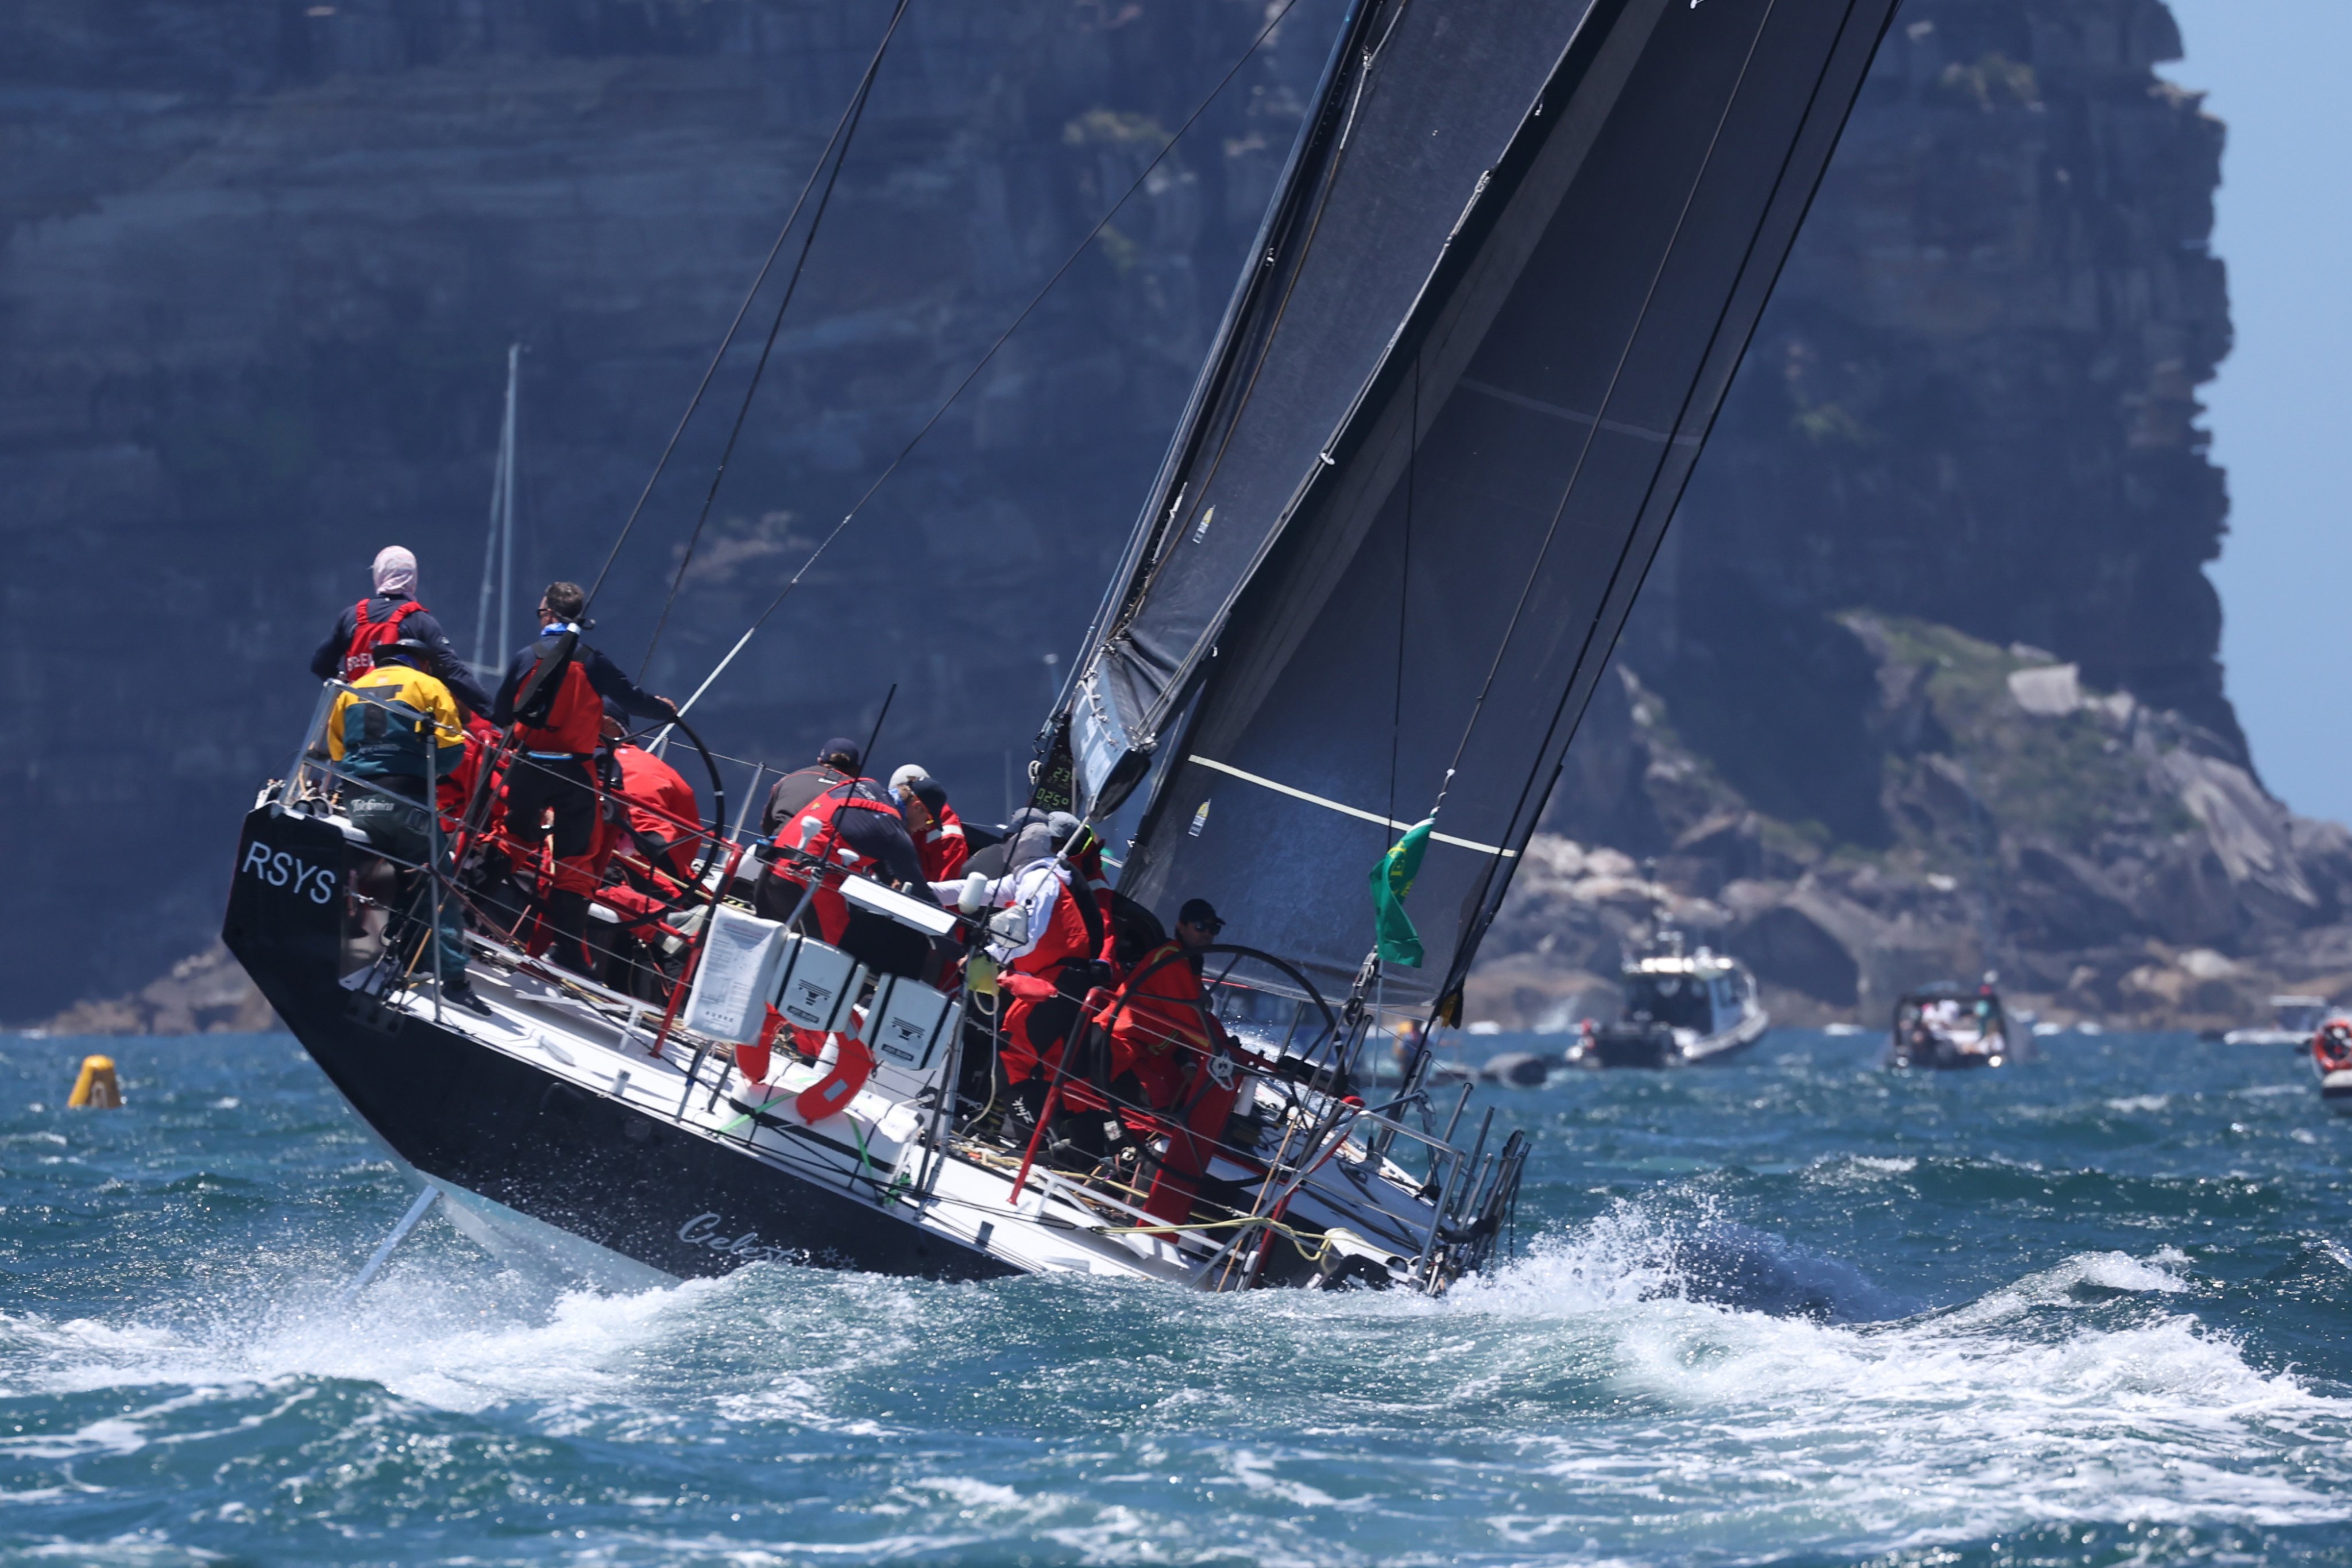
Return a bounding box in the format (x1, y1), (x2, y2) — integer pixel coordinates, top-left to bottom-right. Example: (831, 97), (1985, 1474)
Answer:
(894, 773), (968, 883)
(593, 707), (701, 882)
(759, 757), (933, 979)
(490, 581), (675, 974)
(1107, 900), (1226, 1111)
(1115, 898), (1246, 1223)
(577, 708), (703, 992)
(955, 821), (1109, 1148)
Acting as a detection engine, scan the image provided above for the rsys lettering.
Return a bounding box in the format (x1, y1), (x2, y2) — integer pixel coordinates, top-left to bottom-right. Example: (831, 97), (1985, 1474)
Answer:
(240, 841), (339, 905)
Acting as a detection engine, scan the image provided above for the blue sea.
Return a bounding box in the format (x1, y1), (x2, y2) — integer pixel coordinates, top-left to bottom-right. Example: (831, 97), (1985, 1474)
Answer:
(2, 1029), (2348, 1566)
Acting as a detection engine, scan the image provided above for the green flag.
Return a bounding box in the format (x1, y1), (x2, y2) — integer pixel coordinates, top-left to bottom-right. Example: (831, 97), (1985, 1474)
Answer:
(1369, 818), (1435, 967)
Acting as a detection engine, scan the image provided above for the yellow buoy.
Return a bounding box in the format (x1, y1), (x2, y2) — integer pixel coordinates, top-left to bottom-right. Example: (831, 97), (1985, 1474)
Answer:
(68, 1055), (122, 1109)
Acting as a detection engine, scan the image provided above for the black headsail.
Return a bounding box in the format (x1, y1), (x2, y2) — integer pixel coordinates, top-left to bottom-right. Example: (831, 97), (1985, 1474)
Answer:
(1067, 0), (1903, 1011)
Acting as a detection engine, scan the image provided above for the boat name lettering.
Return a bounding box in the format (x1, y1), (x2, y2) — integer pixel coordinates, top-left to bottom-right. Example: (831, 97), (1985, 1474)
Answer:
(677, 1211), (802, 1265)
(240, 841), (338, 905)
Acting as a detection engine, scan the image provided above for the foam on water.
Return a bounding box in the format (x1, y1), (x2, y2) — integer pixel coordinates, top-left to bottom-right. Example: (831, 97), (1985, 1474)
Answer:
(5, 1030), (2351, 1565)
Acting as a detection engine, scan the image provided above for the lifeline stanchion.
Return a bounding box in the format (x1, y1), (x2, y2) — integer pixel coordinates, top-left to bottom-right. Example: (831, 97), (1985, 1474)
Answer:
(339, 1187), (440, 1304)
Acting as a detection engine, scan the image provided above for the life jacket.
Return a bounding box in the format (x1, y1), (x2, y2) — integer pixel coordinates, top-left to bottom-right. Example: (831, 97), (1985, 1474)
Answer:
(770, 780), (901, 943)
(1107, 939), (1214, 1109)
(1065, 835), (1115, 960)
(611, 744), (700, 877)
(342, 598), (424, 679)
(328, 662), (464, 782)
(995, 860), (1106, 1082)
(916, 801), (969, 883)
(510, 633), (602, 755)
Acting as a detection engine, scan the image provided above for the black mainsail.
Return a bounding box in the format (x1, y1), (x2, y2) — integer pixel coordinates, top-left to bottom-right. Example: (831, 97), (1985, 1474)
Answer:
(1063, 0), (1903, 1012)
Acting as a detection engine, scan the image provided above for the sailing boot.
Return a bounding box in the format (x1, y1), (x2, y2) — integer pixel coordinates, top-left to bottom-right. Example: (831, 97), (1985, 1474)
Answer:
(547, 889), (596, 976)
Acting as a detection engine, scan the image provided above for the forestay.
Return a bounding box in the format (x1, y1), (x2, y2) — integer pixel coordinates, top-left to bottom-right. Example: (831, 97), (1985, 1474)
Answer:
(1071, 0), (1903, 1009)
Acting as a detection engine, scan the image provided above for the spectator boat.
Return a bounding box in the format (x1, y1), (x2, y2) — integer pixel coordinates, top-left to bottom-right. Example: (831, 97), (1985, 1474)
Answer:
(1569, 936), (1768, 1069)
(1886, 979), (2018, 1070)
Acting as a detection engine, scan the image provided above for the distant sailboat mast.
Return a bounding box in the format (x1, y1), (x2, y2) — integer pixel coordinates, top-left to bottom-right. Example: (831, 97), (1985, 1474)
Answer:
(473, 342), (520, 675)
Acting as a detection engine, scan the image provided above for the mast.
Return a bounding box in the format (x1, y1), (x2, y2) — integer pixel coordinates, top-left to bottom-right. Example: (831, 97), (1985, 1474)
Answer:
(1059, 0), (1905, 1011)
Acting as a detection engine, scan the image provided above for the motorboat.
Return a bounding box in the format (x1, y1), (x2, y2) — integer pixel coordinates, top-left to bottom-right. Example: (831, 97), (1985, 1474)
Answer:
(1567, 936), (1768, 1069)
(225, 0), (1902, 1296)
(2223, 994), (2330, 1048)
(2310, 1019), (2352, 1115)
(1886, 979), (2017, 1070)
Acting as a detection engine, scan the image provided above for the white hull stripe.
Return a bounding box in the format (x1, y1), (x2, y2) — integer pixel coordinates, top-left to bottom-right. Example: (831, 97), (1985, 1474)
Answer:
(1185, 756), (1517, 858)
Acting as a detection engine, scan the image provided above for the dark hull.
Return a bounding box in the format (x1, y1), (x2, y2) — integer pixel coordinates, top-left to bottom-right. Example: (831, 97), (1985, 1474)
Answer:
(1684, 1032), (1763, 1068)
(223, 805), (1014, 1285)
(1593, 1031), (1673, 1070)
(1887, 1044), (2000, 1072)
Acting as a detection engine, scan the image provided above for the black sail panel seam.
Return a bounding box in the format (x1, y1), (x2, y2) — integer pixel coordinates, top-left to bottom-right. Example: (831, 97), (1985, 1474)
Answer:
(1439, 0), (1902, 1005)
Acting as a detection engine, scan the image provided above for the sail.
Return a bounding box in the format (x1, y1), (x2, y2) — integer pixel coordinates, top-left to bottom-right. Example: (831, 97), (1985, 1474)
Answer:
(1082, 0), (1903, 1010)
(1067, 0), (1592, 809)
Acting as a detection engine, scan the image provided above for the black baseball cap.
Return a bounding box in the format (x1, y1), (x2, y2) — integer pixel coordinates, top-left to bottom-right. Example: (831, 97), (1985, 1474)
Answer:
(1177, 898), (1224, 932)
(819, 736), (862, 770)
(374, 637), (432, 666)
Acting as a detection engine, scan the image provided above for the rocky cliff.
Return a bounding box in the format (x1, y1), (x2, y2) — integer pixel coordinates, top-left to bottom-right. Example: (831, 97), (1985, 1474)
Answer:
(1473, 0), (2352, 1032)
(5, 0), (2320, 1036)
(1, 0), (1341, 1019)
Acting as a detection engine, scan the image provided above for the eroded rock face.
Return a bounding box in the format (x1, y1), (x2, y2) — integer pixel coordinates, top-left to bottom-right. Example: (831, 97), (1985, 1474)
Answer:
(1618, 0), (2235, 835)
(1472, 0), (2316, 1034)
(0, 0), (1339, 1020)
(3, 0), (2307, 1038)
(37, 941), (275, 1036)
(1482, 621), (2352, 1033)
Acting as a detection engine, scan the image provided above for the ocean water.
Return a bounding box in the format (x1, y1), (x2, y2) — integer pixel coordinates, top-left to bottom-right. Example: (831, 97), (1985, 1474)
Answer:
(1, 1029), (2347, 1567)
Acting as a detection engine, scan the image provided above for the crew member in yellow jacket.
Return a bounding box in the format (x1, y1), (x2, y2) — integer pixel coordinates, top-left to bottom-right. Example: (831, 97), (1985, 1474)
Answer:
(325, 637), (489, 1014)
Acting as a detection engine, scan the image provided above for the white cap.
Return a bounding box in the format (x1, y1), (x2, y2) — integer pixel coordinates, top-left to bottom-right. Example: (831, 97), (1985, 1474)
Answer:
(889, 764), (930, 794)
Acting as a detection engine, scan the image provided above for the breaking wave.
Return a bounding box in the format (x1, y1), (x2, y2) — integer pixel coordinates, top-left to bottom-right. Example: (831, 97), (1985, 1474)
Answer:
(5, 1028), (2350, 1563)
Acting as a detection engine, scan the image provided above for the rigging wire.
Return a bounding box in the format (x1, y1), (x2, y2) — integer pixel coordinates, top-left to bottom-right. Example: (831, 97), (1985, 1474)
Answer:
(1384, 352), (1416, 840)
(1106, 0), (1391, 657)
(1430, 0), (1790, 998)
(1425, 0), (1783, 830)
(637, 0), (913, 678)
(665, 0), (1310, 722)
(582, 0), (914, 619)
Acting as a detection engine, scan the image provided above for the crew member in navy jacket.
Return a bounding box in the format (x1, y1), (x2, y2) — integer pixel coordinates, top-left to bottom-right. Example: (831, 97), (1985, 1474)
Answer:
(308, 545), (496, 716)
(489, 580), (674, 974)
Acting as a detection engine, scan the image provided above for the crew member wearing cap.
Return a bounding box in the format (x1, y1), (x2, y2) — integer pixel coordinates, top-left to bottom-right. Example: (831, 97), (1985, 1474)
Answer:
(310, 545), (495, 717)
(1114, 897), (1249, 1222)
(891, 766), (968, 883)
(1106, 898), (1225, 1110)
(323, 637), (491, 1014)
(755, 735), (934, 978)
(760, 738), (862, 841)
(490, 581), (676, 976)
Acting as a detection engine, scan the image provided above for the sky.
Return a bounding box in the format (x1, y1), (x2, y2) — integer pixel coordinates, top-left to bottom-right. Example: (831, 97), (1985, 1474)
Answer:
(2163, 2), (2352, 825)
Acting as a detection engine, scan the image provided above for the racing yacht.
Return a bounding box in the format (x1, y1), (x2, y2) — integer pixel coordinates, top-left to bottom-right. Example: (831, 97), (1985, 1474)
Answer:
(225, 0), (1902, 1294)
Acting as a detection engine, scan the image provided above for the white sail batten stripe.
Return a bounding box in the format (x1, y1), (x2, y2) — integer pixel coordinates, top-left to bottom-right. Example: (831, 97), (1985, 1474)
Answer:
(1185, 755), (1518, 858)
(1458, 375), (1701, 449)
